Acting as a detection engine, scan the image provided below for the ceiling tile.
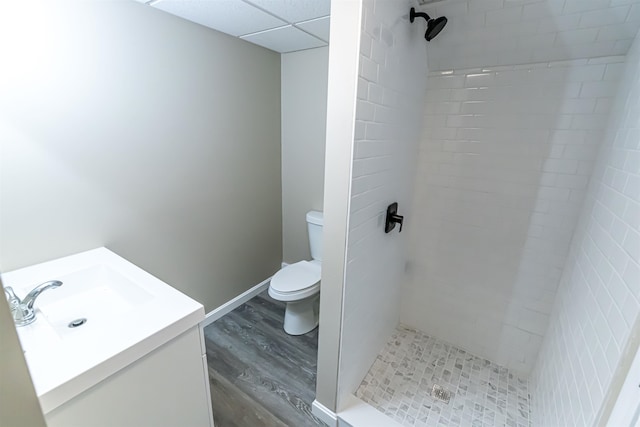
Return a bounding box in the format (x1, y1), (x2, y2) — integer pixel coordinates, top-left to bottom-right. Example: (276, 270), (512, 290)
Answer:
(244, 0), (330, 23)
(241, 25), (327, 53)
(295, 16), (330, 42)
(152, 0), (287, 37)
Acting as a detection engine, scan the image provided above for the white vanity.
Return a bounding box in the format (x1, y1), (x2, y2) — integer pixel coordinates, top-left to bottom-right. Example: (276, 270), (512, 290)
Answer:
(1, 248), (214, 427)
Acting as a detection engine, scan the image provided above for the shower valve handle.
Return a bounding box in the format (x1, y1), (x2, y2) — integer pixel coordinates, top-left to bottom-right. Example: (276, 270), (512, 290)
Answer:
(385, 203), (404, 233)
(390, 213), (404, 232)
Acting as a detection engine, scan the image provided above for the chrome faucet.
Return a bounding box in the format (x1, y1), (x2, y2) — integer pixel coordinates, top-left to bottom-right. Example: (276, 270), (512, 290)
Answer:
(4, 280), (63, 326)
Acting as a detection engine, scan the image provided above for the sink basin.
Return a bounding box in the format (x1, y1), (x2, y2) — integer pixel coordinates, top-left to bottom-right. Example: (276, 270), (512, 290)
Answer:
(1, 248), (204, 414)
(36, 265), (152, 341)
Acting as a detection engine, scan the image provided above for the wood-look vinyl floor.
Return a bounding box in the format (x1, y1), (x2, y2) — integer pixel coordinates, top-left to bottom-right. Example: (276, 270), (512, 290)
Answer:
(204, 291), (326, 427)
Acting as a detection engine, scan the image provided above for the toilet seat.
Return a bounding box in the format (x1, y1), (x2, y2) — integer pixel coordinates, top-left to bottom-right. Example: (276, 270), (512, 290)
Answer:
(269, 261), (320, 301)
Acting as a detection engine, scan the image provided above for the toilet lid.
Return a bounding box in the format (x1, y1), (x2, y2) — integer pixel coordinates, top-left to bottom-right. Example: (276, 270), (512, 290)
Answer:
(270, 261), (321, 293)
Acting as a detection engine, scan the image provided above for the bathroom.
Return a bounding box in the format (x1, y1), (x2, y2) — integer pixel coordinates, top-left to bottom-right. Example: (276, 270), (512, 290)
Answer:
(1, 0), (639, 427)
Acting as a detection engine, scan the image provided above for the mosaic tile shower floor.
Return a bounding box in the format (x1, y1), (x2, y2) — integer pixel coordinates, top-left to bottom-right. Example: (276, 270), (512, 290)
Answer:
(355, 325), (531, 427)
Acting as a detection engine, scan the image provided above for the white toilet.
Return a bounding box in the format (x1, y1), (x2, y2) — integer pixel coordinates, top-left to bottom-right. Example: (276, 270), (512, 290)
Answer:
(269, 211), (323, 335)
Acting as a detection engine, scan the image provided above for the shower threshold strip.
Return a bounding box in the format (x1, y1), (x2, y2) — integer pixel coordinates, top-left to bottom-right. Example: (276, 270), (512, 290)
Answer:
(356, 325), (531, 427)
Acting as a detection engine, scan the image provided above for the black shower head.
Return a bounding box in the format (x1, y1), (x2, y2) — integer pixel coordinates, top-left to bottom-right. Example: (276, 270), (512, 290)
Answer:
(426, 16), (448, 41)
(410, 7), (448, 42)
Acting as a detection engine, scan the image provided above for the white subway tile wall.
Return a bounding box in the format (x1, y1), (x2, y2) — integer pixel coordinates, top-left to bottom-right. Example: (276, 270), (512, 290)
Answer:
(530, 34), (640, 427)
(401, 57), (623, 376)
(338, 0), (428, 401)
(420, 0), (640, 71)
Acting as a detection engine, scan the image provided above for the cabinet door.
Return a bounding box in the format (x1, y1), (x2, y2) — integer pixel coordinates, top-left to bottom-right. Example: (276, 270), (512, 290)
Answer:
(46, 327), (213, 427)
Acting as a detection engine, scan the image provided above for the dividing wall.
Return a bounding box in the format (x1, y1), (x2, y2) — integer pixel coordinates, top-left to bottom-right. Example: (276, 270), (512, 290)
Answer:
(337, 0), (428, 402)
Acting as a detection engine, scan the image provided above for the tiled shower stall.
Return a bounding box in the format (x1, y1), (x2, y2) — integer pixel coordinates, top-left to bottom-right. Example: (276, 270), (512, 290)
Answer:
(323, 0), (640, 426)
(405, 56), (624, 375)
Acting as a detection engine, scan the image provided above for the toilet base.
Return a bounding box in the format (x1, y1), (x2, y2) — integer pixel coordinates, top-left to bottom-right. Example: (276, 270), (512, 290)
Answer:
(283, 295), (319, 335)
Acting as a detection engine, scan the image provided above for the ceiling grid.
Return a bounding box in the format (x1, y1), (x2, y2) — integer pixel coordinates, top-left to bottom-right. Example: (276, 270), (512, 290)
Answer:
(138, 0), (331, 53)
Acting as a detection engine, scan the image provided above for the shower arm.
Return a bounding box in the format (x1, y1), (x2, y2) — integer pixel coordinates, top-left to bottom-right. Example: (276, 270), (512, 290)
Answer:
(410, 8), (432, 23)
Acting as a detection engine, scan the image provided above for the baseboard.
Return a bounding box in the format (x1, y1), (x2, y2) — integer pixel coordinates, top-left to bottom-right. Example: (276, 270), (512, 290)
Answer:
(312, 400), (338, 427)
(201, 277), (271, 328)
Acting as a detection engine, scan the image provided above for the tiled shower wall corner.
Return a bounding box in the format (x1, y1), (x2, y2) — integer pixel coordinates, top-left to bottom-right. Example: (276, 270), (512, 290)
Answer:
(337, 0), (428, 403)
(530, 33), (640, 427)
(401, 56), (624, 375)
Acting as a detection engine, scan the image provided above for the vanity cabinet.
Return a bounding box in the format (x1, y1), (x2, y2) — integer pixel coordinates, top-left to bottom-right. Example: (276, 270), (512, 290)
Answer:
(44, 326), (214, 427)
(1, 248), (214, 427)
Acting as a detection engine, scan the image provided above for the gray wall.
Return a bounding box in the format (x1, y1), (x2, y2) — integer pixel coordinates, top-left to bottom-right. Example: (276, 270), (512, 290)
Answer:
(0, 1), (282, 312)
(281, 47), (329, 264)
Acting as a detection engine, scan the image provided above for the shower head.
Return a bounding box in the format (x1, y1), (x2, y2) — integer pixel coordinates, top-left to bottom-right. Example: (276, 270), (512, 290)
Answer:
(426, 16), (448, 41)
(410, 7), (448, 41)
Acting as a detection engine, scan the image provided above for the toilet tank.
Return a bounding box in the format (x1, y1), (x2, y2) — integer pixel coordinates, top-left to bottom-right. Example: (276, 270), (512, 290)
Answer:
(306, 211), (324, 262)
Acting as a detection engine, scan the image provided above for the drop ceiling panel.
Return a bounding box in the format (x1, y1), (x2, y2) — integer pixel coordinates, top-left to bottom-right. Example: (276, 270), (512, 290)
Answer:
(241, 25), (327, 53)
(296, 16), (330, 42)
(245, 0), (330, 24)
(152, 0), (287, 37)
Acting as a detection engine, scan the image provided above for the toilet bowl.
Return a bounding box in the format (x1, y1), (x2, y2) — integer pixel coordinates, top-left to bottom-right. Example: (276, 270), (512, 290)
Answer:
(269, 260), (320, 335)
(269, 210), (323, 335)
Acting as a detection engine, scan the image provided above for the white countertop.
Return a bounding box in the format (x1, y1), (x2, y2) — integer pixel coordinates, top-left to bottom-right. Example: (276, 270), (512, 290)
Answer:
(1, 248), (204, 414)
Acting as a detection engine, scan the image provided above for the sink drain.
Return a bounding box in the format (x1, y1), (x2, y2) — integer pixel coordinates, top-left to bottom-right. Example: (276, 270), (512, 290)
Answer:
(68, 318), (87, 328)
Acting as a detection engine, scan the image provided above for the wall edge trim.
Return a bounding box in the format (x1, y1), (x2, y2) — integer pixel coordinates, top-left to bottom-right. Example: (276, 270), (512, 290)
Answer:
(200, 277), (271, 327)
(312, 400), (338, 427)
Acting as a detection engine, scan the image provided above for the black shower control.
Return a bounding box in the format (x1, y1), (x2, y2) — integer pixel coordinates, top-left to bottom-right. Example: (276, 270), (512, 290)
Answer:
(385, 203), (404, 233)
